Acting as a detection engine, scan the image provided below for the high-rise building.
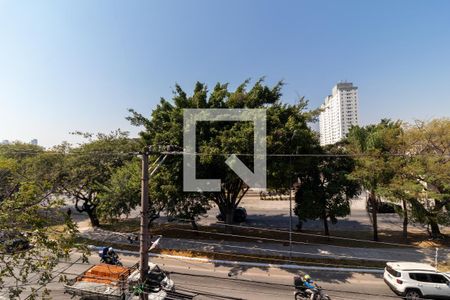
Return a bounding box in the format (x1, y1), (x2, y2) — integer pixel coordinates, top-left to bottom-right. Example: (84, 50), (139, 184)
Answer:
(30, 139), (38, 145)
(319, 82), (359, 146)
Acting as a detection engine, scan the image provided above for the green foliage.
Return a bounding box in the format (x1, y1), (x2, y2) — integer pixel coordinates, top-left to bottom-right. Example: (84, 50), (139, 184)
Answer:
(128, 79), (321, 224)
(58, 130), (141, 226)
(348, 118), (450, 239)
(294, 144), (360, 235)
(346, 119), (404, 241)
(401, 118), (450, 237)
(97, 160), (146, 220)
(0, 144), (80, 299)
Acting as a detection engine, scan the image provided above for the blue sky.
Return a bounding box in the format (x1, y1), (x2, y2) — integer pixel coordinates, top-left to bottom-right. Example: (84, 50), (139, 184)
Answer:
(1, 0), (449, 147)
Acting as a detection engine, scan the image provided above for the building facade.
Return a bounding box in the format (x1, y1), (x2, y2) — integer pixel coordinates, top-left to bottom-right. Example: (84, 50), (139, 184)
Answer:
(319, 82), (359, 146)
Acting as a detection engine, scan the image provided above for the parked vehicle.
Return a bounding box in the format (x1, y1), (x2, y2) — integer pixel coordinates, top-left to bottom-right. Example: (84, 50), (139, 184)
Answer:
(367, 201), (401, 214)
(383, 261), (450, 299)
(216, 207), (247, 223)
(64, 262), (174, 299)
(294, 275), (331, 300)
(0, 231), (30, 254)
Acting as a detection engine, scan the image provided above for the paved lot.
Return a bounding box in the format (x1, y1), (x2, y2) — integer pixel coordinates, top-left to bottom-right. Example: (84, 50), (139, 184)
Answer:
(198, 190), (431, 233)
(70, 190), (439, 234)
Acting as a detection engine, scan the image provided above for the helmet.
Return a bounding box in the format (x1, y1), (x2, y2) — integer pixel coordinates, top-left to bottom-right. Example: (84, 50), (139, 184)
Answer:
(108, 247), (114, 253)
(303, 274), (311, 281)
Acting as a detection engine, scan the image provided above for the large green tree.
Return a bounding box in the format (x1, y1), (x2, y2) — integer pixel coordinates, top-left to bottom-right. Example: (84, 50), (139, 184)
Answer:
(402, 119), (450, 238)
(373, 118), (449, 239)
(346, 120), (403, 241)
(58, 131), (141, 226)
(128, 80), (320, 225)
(294, 144), (360, 235)
(0, 144), (80, 299)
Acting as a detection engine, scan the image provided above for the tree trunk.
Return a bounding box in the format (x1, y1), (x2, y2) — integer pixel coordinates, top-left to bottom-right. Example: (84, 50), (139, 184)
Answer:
(86, 209), (100, 227)
(191, 218), (199, 231)
(372, 207), (378, 241)
(402, 199), (408, 240)
(323, 216), (330, 236)
(429, 220), (441, 239)
(368, 192), (378, 241)
(296, 221), (303, 232)
(224, 206), (235, 233)
(225, 207), (234, 224)
(74, 198), (100, 227)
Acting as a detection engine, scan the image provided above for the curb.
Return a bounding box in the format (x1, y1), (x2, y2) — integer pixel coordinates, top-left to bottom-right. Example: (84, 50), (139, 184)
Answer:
(89, 245), (384, 274)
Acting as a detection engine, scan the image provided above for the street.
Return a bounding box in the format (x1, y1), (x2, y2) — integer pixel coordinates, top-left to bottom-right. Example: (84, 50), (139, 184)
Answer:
(5, 251), (399, 300)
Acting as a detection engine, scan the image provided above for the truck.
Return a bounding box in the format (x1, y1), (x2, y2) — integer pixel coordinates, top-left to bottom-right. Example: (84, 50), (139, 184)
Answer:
(64, 262), (174, 300)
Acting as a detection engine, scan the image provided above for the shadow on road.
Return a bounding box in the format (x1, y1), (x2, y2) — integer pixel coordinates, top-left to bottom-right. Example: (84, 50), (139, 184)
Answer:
(245, 213), (373, 232)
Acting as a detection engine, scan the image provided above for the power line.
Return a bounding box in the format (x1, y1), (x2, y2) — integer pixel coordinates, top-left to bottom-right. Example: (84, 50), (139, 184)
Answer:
(1, 148), (449, 158)
(22, 256), (82, 300)
(170, 271), (430, 300)
(169, 217), (443, 250)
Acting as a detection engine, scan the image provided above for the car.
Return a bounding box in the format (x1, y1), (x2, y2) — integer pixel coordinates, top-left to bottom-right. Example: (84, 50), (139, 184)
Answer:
(384, 261), (450, 299)
(216, 207), (247, 223)
(0, 231), (30, 254)
(368, 201), (401, 213)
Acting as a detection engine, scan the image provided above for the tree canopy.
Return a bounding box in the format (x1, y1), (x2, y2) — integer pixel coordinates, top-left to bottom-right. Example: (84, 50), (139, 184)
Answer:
(128, 79), (321, 225)
(57, 130), (141, 226)
(294, 144), (360, 235)
(0, 143), (81, 299)
(346, 119), (404, 241)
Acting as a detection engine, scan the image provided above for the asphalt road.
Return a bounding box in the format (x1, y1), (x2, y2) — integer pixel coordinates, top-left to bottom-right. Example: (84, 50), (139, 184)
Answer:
(2, 251), (400, 300)
(198, 192), (430, 233)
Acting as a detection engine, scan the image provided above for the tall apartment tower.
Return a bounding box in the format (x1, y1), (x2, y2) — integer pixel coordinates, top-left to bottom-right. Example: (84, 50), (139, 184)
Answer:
(319, 82), (359, 146)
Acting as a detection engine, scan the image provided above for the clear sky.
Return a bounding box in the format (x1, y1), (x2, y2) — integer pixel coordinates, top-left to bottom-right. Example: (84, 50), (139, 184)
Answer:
(1, 0), (449, 147)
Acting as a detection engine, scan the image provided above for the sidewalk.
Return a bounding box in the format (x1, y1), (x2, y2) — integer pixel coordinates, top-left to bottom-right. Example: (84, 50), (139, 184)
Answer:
(79, 226), (449, 264)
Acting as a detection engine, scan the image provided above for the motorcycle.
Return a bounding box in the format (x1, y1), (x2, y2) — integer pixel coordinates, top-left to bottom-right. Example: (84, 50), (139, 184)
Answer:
(294, 286), (331, 300)
(294, 276), (331, 300)
(99, 251), (123, 266)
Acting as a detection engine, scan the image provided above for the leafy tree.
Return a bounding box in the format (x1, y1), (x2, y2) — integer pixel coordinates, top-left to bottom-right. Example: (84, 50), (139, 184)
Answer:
(349, 118), (449, 240)
(0, 144), (81, 299)
(97, 160), (142, 220)
(346, 120), (402, 241)
(402, 119), (450, 238)
(376, 129), (421, 240)
(128, 80), (320, 225)
(58, 130), (140, 226)
(294, 144), (360, 235)
(378, 170), (415, 239)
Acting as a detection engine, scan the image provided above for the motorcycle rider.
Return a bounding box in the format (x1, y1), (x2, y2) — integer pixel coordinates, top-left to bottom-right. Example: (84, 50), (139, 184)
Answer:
(100, 247), (119, 265)
(302, 274), (318, 300)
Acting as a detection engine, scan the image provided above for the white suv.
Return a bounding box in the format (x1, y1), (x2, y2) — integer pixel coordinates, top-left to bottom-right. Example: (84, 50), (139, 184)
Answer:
(384, 262), (450, 299)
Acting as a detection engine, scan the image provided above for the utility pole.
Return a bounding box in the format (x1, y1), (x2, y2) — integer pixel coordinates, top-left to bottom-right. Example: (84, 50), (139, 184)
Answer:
(139, 146), (150, 300)
(138, 146), (171, 300)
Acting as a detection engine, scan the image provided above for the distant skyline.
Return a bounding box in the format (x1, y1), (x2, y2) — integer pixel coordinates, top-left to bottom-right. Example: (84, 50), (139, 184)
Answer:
(1, 0), (450, 147)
